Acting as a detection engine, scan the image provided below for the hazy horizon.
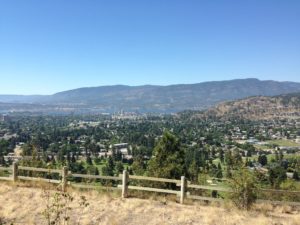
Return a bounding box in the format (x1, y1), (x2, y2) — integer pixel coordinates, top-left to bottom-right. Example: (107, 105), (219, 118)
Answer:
(0, 78), (299, 96)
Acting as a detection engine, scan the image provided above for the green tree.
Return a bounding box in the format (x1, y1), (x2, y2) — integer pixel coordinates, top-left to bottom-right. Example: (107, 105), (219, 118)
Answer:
(101, 156), (115, 176)
(0, 155), (6, 166)
(216, 163), (223, 178)
(232, 150), (242, 167)
(268, 164), (287, 188)
(188, 160), (199, 182)
(131, 157), (145, 175)
(219, 148), (224, 163)
(95, 167), (99, 175)
(22, 143), (34, 156)
(147, 131), (185, 179)
(94, 156), (101, 165)
(225, 151), (233, 167)
(115, 161), (124, 174)
(258, 154), (268, 166)
(86, 155), (93, 165)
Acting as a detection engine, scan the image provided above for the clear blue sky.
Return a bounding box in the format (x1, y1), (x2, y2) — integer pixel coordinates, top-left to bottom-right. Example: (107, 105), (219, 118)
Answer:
(0, 0), (299, 95)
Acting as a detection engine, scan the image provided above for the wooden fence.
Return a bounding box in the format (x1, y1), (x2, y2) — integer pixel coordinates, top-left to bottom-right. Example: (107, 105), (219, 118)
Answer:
(0, 163), (300, 206)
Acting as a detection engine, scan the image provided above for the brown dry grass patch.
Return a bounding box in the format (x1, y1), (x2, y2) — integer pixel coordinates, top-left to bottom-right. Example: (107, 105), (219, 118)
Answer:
(0, 182), (299, 225)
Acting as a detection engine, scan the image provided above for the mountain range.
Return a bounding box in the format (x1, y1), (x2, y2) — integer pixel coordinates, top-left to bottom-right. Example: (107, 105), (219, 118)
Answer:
(1, 78), (300, 113)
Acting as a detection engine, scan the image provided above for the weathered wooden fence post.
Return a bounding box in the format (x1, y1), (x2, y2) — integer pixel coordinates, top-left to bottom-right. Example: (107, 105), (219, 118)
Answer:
(12, 162), (18, 182)
(62, 166), (68, 192)
(122, 170), (129, 198)
(180, 176), (186, 204)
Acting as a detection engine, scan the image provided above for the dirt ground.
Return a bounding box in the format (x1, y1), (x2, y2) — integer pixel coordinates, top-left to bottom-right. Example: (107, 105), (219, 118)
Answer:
(0, 182), (299, 225)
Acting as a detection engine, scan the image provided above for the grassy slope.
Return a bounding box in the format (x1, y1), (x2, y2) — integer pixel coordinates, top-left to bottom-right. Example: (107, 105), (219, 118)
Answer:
(268, 140), (300, 147)
(0, 182), (300, 225)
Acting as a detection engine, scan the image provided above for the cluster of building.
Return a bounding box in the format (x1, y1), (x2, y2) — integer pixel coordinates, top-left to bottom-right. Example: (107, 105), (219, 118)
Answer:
(98, 143), (132, 160)
(112, 111), (144, 120)
(228, 121), (300, 143)
(0, 114), (10, 122)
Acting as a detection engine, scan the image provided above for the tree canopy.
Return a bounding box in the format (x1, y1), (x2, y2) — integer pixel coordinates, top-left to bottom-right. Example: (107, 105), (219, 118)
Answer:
(147, 131), (185, 179)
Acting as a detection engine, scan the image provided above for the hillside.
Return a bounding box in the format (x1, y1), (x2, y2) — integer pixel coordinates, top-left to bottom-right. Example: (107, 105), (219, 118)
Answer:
(194, 93), (300, 120)
(1, 78), (300, 113)
(0, 183), (299, 225)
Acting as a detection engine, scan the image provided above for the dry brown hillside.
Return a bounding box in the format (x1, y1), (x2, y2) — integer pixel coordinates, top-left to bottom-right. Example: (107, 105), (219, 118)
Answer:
(194, 93), (300, 120)
(0, 183), (300, 225)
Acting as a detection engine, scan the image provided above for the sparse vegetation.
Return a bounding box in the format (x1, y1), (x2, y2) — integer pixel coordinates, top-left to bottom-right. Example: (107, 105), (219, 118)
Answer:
(41, 190), (90, 225)
(41, 190), (74, 225)
(228, 167), (258, 210)
(0, 183), (299, 225)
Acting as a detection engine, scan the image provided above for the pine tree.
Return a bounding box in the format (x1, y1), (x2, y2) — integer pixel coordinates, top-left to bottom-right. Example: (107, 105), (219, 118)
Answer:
(0, 155), (6, 166)
(86, 155), (93, 165)
(71, 154), (76, 163)
(226, 165), (232, 178)
(219, 148), (224, 163)
(115, 161), (124, 174)
(132, 157), (145, 175)
(216, 163), (223, 178)
(275, 151), (279, 161)
(188, 160), (199, 182)
(258, 154), (268, 166)
(147, 131), (185, 179)
(279, 150), (284, 162)
(268, 165), (287, 188)
(95, 167), (99, 175)
(102, 156), (115, 176)
(66, 152), (71, 163)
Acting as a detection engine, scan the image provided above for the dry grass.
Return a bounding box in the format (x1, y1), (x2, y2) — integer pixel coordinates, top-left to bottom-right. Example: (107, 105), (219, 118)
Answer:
(0, 182), (299, 225)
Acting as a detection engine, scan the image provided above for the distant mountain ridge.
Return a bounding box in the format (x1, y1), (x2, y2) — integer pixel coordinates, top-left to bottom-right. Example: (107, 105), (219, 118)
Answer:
(1, 78), (300, 113)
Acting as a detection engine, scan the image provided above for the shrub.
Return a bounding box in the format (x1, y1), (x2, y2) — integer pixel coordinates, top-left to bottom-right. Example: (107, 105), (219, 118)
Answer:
(228, 167), (258, 210)
(41, 190), (89, 225)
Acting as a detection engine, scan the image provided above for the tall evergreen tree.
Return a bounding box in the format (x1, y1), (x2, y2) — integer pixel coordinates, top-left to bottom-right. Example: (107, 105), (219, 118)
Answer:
(268, 164), (287, 188)
(132, 157), (145, 175)
(86, 155), (93, 165)
(102, 156), (115, 176)
(147, 131), (185, 179)
(258, 154), (268, 166)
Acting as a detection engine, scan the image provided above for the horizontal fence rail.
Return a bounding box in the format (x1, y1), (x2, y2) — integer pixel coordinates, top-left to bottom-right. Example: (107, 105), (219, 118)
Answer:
(0, 167), (12, 171)
(129, 175), (181, 184)
(0, 166), (12, 181)
(117, 184), (180, 195)
(18, 166), (61, 174)
(70, 173), (122, 181)
(1, 163), (300, 206)
(71, 183), (120, 191)
(0, 177), (12, 181)
(187, 184), (233, 192)
(18, 176), (61, 184)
